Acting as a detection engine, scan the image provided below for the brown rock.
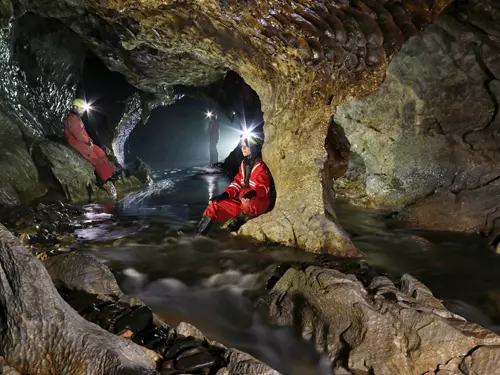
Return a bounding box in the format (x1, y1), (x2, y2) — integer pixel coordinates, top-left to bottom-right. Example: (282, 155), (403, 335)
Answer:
(263, 266), (500, 375)
(43, 252), (124, 299)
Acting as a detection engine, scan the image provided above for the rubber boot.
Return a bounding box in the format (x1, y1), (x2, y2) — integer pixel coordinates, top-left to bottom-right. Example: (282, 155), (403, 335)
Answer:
(108, 169), (124, 183)
(197, 216), (213, 236)
(226, 215), (249, 233)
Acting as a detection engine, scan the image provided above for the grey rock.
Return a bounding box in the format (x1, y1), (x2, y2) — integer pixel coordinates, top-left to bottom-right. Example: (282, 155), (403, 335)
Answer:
(263, 266), (500, 375)
(43, 252), (124, 299)
(0, 223), (159, 374)
(217, 349), (281, 375)
(459, 346), (500, 375)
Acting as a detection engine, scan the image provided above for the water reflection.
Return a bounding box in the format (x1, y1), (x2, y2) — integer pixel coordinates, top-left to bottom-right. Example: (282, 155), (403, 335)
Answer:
(202, 174), (217, 200)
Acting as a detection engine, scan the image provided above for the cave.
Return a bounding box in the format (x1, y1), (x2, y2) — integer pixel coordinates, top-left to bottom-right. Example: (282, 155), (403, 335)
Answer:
(1, 0), (500, 374)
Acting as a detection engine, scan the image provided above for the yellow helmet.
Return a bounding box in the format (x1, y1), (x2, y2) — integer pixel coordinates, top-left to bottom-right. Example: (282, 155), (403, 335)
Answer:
(72, 98), (86, 110)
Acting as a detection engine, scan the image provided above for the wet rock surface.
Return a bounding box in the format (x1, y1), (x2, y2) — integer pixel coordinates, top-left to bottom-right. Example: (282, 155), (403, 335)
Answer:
(334, 0), (500, 238)
(0, 222), (159, 374)
(0, 201), (84, 256)
(60, 289), (227, 375)
(45, 252), (124, 299)
(260, 264), (500, 375)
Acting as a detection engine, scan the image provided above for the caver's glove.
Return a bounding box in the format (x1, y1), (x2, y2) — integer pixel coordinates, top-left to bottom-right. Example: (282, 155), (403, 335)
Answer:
(210, 192), (229, 202)
(242, 190), (257, 200)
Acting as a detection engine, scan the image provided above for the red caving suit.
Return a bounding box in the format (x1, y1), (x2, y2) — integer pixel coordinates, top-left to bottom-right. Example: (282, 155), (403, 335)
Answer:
(63, 112), (116, 183)
(203, 159), (272, 222)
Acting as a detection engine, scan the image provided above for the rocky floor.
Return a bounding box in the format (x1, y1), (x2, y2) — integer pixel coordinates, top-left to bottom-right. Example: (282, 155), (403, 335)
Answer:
(2, 202), (500, 374)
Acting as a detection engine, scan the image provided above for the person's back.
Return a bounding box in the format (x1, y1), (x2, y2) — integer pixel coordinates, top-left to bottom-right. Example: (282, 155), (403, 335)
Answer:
(63, 98), (119, 185)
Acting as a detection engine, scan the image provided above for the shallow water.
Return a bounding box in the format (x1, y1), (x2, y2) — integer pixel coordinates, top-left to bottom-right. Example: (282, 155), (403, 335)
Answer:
(74, 165), (500, 374)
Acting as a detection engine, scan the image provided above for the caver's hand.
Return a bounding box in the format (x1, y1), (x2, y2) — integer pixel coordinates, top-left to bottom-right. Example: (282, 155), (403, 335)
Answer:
(242, 190), (257, 200)
(209, 192), (229, 202)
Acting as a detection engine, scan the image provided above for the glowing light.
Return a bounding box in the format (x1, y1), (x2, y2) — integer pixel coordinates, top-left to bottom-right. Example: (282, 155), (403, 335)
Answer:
(83, 102), (93, 112)
(205, 110), (213, 119)
(241, 127), (256, 141)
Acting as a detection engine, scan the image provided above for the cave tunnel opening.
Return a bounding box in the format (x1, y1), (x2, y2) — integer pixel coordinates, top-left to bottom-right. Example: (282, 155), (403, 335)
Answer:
(79, 55), (270, 218)
(127, 96), (240, 170)
(125, 71), (265, 174)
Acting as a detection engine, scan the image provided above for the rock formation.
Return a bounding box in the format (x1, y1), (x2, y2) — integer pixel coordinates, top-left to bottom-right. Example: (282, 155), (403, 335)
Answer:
(262, 265), (500, 375)
(334, 0), (500, 241)
(0, 223), (159, 374)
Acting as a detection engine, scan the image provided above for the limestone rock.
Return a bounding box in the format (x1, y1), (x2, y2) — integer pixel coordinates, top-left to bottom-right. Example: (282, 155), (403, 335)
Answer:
(334, 0), (500, 236)
(217, 350), (281, 375)
(0, 0), (12, 28)
(0, 223), (159, 374)
(263, 266), (500, 375)
(43, 252), (124, 299)
(31, 140), (98, 201)
(0, 105), (47, 205)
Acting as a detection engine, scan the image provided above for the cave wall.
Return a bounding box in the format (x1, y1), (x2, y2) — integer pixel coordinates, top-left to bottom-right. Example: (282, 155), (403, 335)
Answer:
(0, 12), (144, 205)
(334, 0), (500, 236)
(1, 13), (84, 135)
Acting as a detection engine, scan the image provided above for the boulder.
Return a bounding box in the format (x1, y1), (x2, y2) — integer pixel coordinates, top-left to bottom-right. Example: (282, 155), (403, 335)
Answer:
(0, 223), (158, 374)
(0, 105), (47, 205)
(262, 266), (500, 375)
(43, 252), (124, 299)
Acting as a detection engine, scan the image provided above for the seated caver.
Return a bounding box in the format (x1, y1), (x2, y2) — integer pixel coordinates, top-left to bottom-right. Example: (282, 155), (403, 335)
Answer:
(63, 98), (122, 185)
(197, 134), (271, 235)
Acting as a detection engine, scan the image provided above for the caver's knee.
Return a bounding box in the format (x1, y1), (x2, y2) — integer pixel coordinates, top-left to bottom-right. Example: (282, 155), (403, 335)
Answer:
(241, 200), (269, 217)
(241, 202), (257, 217)
(203, 201), (217, 217)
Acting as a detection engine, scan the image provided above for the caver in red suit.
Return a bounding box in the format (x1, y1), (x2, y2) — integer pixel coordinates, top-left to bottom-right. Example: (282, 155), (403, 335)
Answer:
(63, 109), (116, 183)
(197, 135), (272, 235)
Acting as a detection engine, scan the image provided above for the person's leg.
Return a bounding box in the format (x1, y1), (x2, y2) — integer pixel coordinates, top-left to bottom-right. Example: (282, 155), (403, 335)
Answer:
(241, 198), (270, 217)
(203, 199), (242, 222)
(198, 199), (241, 235)
(91, 145), (116, 183)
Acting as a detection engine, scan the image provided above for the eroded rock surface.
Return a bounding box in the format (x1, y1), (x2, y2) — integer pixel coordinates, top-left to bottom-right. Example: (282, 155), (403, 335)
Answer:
(262, 266), (500, 375)
(0, 223), (159, 374)
(334, 0), (500, 237)
(44, 252), (124, 299)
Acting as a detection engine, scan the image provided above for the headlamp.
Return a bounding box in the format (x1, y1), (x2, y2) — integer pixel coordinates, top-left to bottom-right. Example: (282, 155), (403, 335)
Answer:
(83, 102), (92, 112)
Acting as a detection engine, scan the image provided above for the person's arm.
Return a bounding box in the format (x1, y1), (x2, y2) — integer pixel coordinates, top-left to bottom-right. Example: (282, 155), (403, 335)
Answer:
(224, 164), (244, 199)
(249, 163), (271, 198)
(67, 115), (92, 144)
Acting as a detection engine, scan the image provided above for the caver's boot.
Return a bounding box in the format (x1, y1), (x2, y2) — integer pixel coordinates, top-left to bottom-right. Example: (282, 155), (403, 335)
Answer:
(196, 216), (213, 236)
(108, 169), (124, 183)
(226, 215), (249, 233)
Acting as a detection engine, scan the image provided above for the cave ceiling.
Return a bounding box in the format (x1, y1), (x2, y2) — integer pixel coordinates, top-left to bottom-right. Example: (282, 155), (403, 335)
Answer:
(13, 0), (454, 106)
